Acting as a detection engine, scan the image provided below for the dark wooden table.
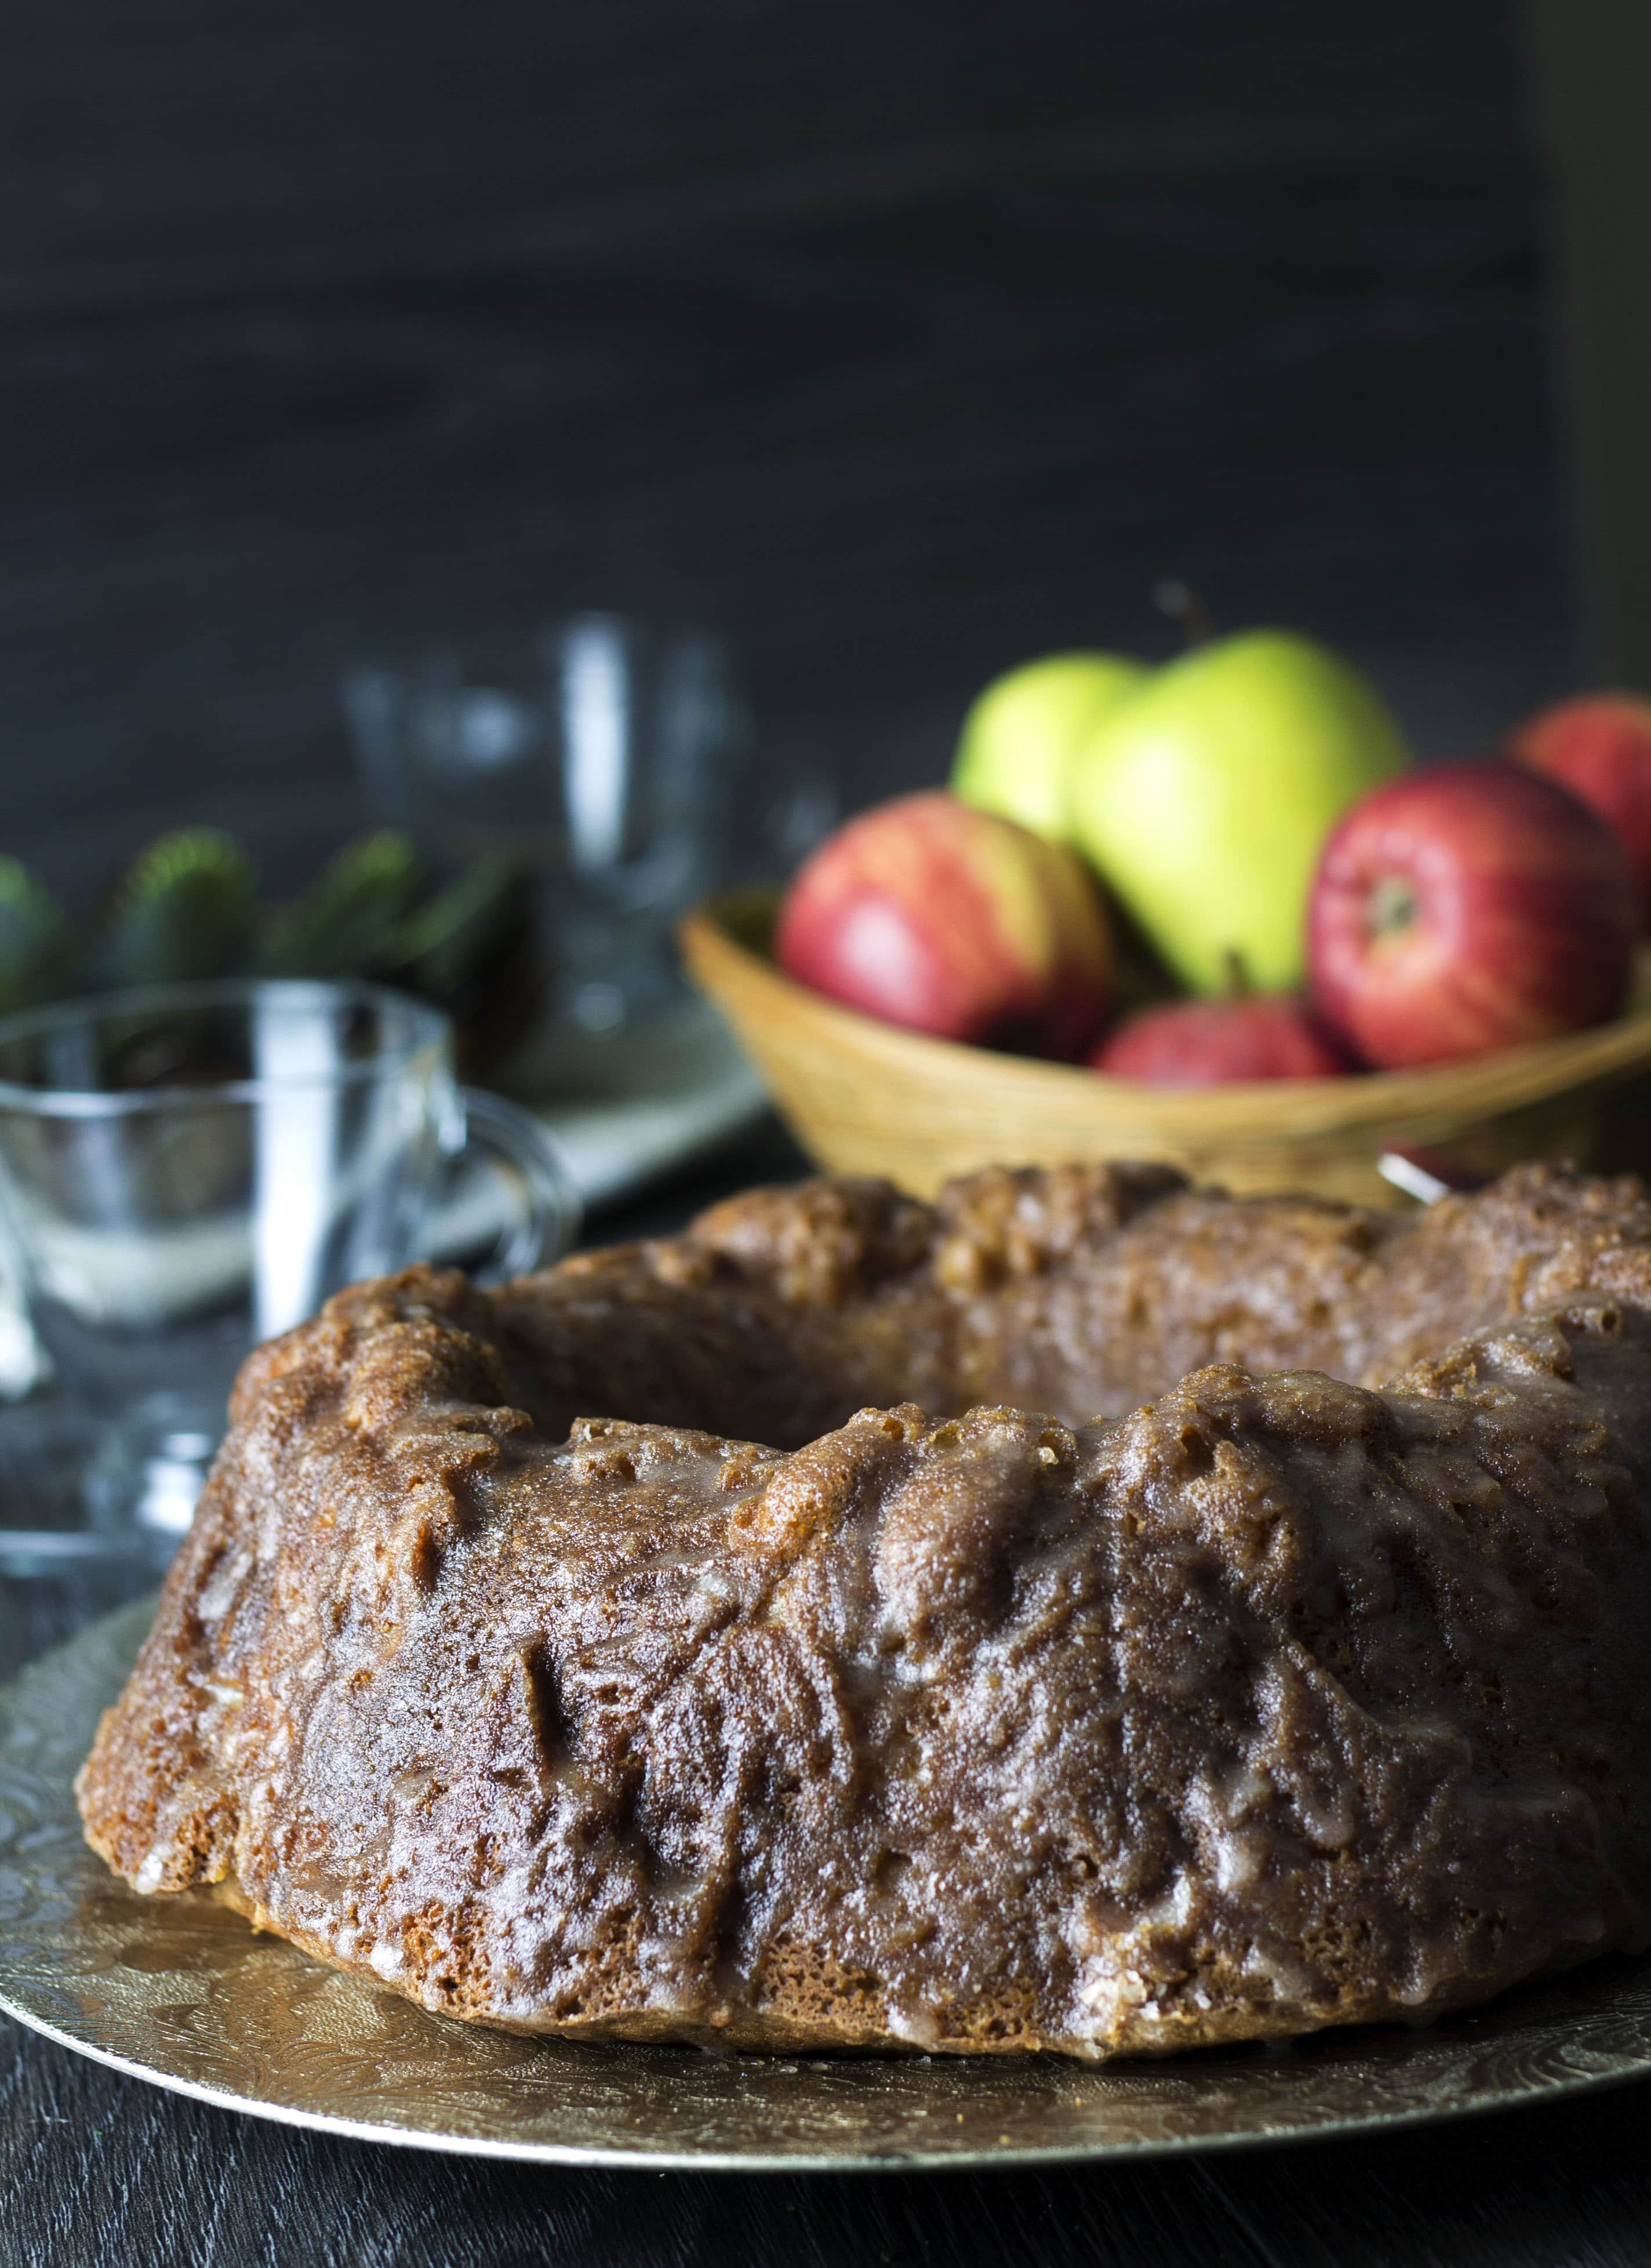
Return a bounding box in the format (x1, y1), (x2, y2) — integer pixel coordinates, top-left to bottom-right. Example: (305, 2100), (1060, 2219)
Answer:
(5, 1117), (1651, 2268)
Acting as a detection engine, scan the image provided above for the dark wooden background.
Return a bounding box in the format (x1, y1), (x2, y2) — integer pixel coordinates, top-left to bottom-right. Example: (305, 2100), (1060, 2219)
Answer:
(2, 0), (1570, 911)
(8, 4), (1642, 2262)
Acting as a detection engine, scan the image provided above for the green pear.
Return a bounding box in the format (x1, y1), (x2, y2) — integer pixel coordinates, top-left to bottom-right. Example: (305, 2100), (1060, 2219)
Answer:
(1068, 631), (1410, 994)
(951, 652), (1150, 844)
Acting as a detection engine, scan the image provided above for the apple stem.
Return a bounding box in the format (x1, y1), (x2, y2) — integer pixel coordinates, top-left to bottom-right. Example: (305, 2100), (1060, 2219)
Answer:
(1153, 578), (1215, 650)
(1221, 947), (1251, 998)
(1369, 875), (1417, 940)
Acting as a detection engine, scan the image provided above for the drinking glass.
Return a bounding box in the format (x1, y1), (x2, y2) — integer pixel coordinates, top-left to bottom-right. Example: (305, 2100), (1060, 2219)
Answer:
(343, 616), (838, 1098)
(345, 616), (736, 1041)
(0, 979), (580, 1565)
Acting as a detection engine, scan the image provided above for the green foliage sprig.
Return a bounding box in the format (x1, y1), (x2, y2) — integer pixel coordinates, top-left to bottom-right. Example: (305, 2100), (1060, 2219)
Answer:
(261, 831), (424, 979)
(0, 830), (537, 1062)
(93, 828), (260, 991)
(0, 857), (72, 1015)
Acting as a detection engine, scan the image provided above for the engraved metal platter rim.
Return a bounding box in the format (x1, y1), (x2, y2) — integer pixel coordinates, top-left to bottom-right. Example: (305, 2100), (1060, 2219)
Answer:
(4, 1600), (1651, 2173)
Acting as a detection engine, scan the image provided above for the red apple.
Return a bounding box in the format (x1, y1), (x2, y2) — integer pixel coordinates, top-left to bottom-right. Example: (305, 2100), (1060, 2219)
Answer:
(1508, 692), (1651, 925)
(1307, 759), (1637, 1070)
(1090, 995), (1348, 1084)
(775, 791), (1112, 1056)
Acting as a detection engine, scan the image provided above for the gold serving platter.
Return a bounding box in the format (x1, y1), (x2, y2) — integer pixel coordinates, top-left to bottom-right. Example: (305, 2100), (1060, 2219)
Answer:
(5, 1600), (1651, 2171)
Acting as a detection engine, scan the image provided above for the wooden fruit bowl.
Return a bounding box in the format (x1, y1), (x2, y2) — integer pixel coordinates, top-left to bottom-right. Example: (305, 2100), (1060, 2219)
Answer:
(680, 889), (1651, 1208)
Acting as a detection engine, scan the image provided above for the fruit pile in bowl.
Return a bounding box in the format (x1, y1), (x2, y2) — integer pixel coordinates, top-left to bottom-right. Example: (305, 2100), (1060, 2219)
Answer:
(679, 637), (1651, 1205)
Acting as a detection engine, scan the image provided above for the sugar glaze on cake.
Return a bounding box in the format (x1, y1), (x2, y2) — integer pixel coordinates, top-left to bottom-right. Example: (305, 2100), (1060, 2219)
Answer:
(77, 1164), (1651, 2057)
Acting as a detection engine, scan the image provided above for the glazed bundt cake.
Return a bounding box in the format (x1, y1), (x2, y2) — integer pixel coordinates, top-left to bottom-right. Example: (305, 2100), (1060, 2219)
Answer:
(78, 1162), (1651, 2059)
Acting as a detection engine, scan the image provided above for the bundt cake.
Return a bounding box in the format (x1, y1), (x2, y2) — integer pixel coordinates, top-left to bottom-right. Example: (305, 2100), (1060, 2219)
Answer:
(77, 1161), (1651, 2059)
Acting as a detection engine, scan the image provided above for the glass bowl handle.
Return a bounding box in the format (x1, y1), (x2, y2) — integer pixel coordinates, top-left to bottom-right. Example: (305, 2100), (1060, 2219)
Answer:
(446, 1087), (582, 1283)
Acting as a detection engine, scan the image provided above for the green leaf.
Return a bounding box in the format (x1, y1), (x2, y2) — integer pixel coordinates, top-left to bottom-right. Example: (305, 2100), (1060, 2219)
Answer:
(97, 829), (259, 988)
(0, 858), (70, 1015)
(262, 831), (424, 978)
(379, 861), (531, 1002)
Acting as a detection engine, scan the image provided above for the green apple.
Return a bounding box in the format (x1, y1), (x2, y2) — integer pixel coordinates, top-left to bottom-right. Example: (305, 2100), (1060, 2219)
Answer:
(1068, 631), (1410, 994)
(951, 652), (1150, 844)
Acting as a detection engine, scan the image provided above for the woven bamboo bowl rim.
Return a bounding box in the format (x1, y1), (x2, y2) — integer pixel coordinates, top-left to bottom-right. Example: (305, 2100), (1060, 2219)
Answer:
(681, 889), (1651, 1202)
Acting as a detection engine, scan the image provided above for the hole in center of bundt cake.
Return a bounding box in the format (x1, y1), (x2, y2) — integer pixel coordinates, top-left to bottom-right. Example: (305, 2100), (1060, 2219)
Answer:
(485, 1163), (1651, 1445)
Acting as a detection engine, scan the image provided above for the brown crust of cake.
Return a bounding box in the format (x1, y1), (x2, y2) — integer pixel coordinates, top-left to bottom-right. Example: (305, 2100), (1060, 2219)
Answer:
(75, 1162), (1651, 2058)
